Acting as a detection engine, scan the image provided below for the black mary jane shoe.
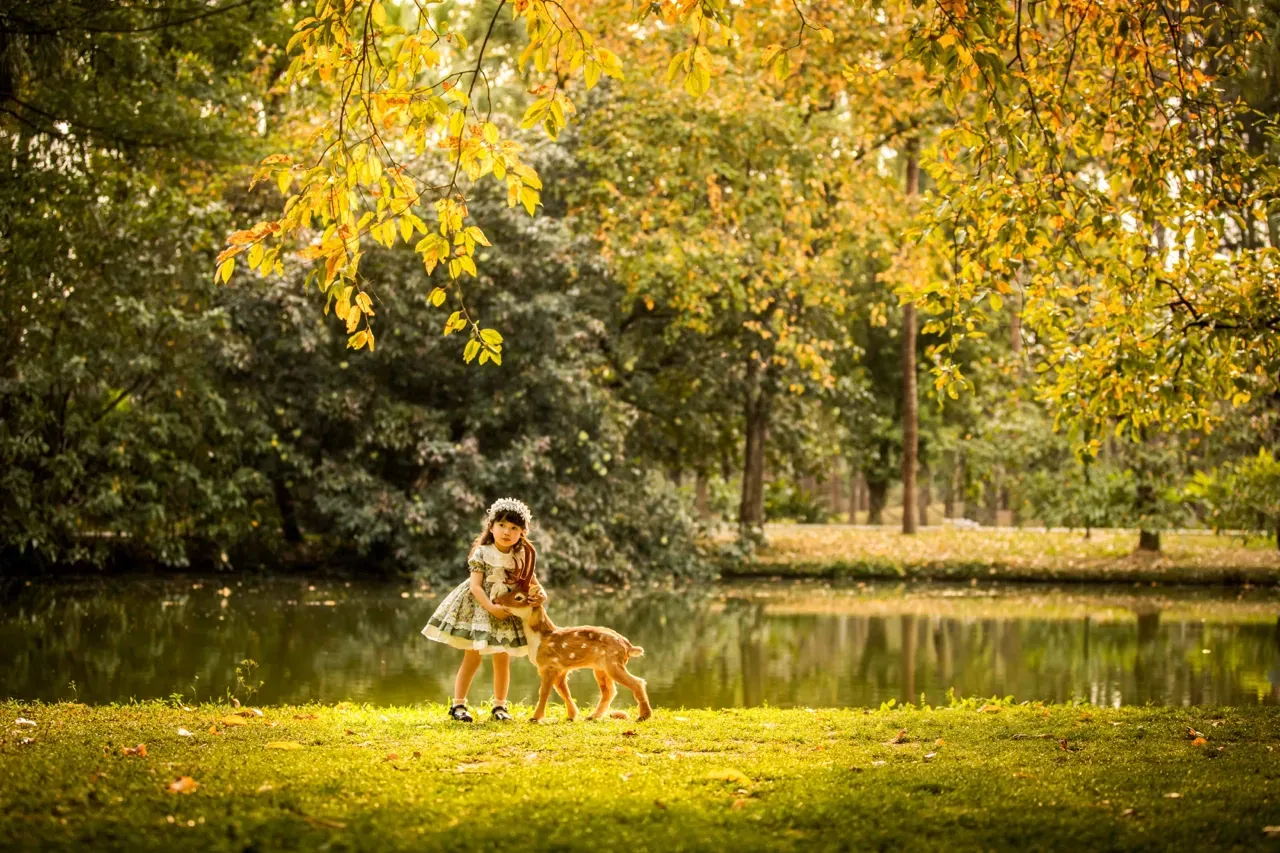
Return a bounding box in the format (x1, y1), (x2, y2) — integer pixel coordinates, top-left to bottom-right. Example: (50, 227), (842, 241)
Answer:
(448, 703), (473, 723)
(491, 705), (513, 722)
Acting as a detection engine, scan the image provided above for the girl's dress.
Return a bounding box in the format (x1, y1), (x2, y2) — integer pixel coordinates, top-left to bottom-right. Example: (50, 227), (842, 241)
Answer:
(422, 543), (529, 656)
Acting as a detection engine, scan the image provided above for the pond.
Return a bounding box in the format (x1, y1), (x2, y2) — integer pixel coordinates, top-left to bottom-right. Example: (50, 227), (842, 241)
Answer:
(2, 577), (1278, 709)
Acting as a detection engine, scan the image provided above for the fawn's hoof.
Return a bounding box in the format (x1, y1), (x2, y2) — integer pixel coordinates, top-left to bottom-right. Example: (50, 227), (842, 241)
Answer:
(636, 709), (652, 722)
(528, 717), (545, 724)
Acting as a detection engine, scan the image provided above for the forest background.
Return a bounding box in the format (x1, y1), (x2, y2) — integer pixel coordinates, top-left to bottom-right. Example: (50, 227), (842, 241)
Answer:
(2, 0), (1279, 584)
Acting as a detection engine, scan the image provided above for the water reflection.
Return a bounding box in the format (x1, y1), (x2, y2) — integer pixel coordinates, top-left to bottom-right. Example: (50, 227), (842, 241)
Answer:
(1, 578), (1277, 708)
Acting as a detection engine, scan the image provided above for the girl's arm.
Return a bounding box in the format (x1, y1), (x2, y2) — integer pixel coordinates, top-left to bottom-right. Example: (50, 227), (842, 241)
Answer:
(469, 570), (510, 618)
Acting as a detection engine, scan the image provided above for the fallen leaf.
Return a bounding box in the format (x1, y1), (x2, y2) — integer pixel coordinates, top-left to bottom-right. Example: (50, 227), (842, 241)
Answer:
(177, 728), (194, 738)
(1164, 792), (1182, 799)
(208, 726), (221, 736)
(621, 730), (637, 738)
(385, 753), (399, 761)
(935, 739), (945, 746)
(231, 698), (241, 708)
(1121, 808), (1136, 818)
(293, 713), (319, 721)
(1078, 712), (1094, 722)
(923, 752), (937, 761)
(871, 760), (887, 767)
(345, 729), (358, 736)
(731, 798), (748, 810)
(1186, 727), (1204, 739)
(620, 772), (632, 781)
(654, 800), (668, 810)
(19, 737), (35, 746)
(14, 718), (37, 727)
(256, 783), (273, 794)
(413, 751), (422, 759)
(1059, 739), (1070, 751)
(705, 769), (752, 785)
(1191, 737), (1207, 747)
(121, 744), (147, 757)
(168, 776), (199, 794)
(1013, 772), (1032, 779)
(978, 704), (1002, 713)
(220, 716), (248, 727)
(1264, 827), (1280, 838)
(235, 708), (264, 718)
(892, 729), (910, 744)
(266, 742), (304, 750)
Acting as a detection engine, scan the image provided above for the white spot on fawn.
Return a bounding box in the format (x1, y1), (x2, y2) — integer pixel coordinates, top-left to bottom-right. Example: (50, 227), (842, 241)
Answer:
(569, 653), (577, 659)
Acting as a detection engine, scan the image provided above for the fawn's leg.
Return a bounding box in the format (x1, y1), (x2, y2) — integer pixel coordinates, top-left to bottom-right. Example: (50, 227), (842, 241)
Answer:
(531, 670), (556, 722)
(609, 663), (652, 722)
(589, 669), (617, 720)
(553, 672), (578, 721)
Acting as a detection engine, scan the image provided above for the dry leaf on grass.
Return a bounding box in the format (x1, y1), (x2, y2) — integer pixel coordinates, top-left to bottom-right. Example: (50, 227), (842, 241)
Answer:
(121, 744), (147, 757)
(235, 708), (264, 718)
(977, 704), (1002, 713)
(293, 713), (319, 721)
(731, 798), (748, 810)
(1164, 792), (1182, 799)
(168, 776), (199, 794)
(1263, 827), (1280, 838)
(256, 783), (273, 794)
(177, 728), (194, 738)
(891, 729), (910, 744)
(1192, 737), (1208, 747)
(1186, 727), (1205, 739)
(220, 716), (248, 727)
(266, 742), (304, 750)
(621, 730), (637, 738)
(15, 718), (37, 727)
(384, 753), (399, 761)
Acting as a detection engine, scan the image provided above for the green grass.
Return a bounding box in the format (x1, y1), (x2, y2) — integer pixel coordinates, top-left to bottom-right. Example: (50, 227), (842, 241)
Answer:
(719, 526), (1280, 585)
(3, 700), (1280, 851)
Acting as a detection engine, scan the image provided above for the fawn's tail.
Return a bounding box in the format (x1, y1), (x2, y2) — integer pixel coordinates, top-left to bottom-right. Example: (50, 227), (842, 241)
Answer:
(628, 645), (645, 659)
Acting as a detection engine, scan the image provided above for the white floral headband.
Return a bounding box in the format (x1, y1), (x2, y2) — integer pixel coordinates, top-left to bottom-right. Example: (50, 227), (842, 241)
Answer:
(486, 497), (532, 529)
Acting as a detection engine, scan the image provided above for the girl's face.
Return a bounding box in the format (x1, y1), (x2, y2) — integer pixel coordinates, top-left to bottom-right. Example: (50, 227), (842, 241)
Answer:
(491, 518), (524, 551)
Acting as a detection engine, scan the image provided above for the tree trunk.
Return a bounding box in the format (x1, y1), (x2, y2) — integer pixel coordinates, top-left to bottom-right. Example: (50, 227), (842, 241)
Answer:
(739, 392), (770, 540)
(1138, 529), (1161, 552)
(829, 466), (842, 517)
(985, 473), (1000, 527)
(901, 138), (920, 536)
(847, 466), (860, 523)
(867, 480), (888, 526)
(942, 452), (956, 519)
(695, 470), (710, 519)
(273, 477), (303, 544)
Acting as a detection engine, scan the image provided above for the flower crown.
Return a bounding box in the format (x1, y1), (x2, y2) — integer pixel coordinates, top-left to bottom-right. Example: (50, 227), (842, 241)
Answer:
(486, 497), (532, 529)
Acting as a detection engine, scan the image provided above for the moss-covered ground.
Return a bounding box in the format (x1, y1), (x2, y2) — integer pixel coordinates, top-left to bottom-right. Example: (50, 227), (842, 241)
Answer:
(3, 700), (1279, 851)
(720, 526), (1280, 585)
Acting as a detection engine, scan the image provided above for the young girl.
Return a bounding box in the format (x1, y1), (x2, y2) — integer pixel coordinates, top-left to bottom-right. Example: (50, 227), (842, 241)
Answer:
(422, 497), (546, 722)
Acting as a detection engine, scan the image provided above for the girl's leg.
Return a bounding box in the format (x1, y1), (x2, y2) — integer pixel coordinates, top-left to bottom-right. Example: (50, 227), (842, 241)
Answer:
(453, 650), (482, 704)
(492, 653), (511, 706)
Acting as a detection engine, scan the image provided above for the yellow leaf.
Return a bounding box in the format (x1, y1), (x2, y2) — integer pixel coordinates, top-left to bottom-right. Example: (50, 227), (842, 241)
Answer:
(217, 258), (235, 283)
(348, 330), (369, 350)
(277, 169), (292, 195)
(818, 26), (835, 44)
(168, 776), (200, 794)
(585, 59), (602, 90)
(772, 51), (791, 83)
(371, 0), (386, 27)
(355, 292), (374, 315)
(220, 715), (248, 727)
(464, 339), (480, 363)
(482, 122), (499, 144)
(480, 328), (503, 346)
(430, 287), (447, 307)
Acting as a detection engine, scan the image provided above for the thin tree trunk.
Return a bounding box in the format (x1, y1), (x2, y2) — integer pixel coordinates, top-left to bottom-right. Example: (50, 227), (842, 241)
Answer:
(985, 472), (1000, 527)
(695, 470), (710, 519)
(847, 465), (859, 523)
(1138, 529), (1161, 552)
(901, 139), (920, 536)
(943, 452), (956, 519)
(918, 463), (931, 528)
(867, 480), (888, 526)
(739, 392), (770, 541)
(273, 477), (303, 544)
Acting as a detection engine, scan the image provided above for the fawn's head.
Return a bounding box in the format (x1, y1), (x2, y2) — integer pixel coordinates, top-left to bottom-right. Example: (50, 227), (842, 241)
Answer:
(492, 576), (538, 615)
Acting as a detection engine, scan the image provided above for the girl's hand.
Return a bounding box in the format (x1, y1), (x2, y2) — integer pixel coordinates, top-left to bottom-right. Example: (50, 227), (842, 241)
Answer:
(487, 605), (512, 620)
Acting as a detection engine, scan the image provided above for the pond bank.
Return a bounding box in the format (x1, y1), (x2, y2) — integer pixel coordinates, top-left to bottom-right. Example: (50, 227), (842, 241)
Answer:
(721, 526), (1280, 586)
(3, 700), (1279, 851)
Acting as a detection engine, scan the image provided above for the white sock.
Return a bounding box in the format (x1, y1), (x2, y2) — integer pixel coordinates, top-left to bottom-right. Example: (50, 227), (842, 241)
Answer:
(451, 698), (467, 707)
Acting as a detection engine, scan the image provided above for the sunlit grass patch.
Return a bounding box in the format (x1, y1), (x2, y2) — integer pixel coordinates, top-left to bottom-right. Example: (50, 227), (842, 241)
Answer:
(719, 525), (1280, 585)
(2, 700), (1280, 851)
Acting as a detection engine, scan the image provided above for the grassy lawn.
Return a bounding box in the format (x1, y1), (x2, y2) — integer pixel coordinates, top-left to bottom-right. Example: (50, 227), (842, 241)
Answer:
(719, 525), (1280, 585)
(3, 700), (1280, 851)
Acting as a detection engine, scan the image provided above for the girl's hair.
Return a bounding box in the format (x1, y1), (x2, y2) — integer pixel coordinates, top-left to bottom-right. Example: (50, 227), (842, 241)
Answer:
(472, 509), (537, 583)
